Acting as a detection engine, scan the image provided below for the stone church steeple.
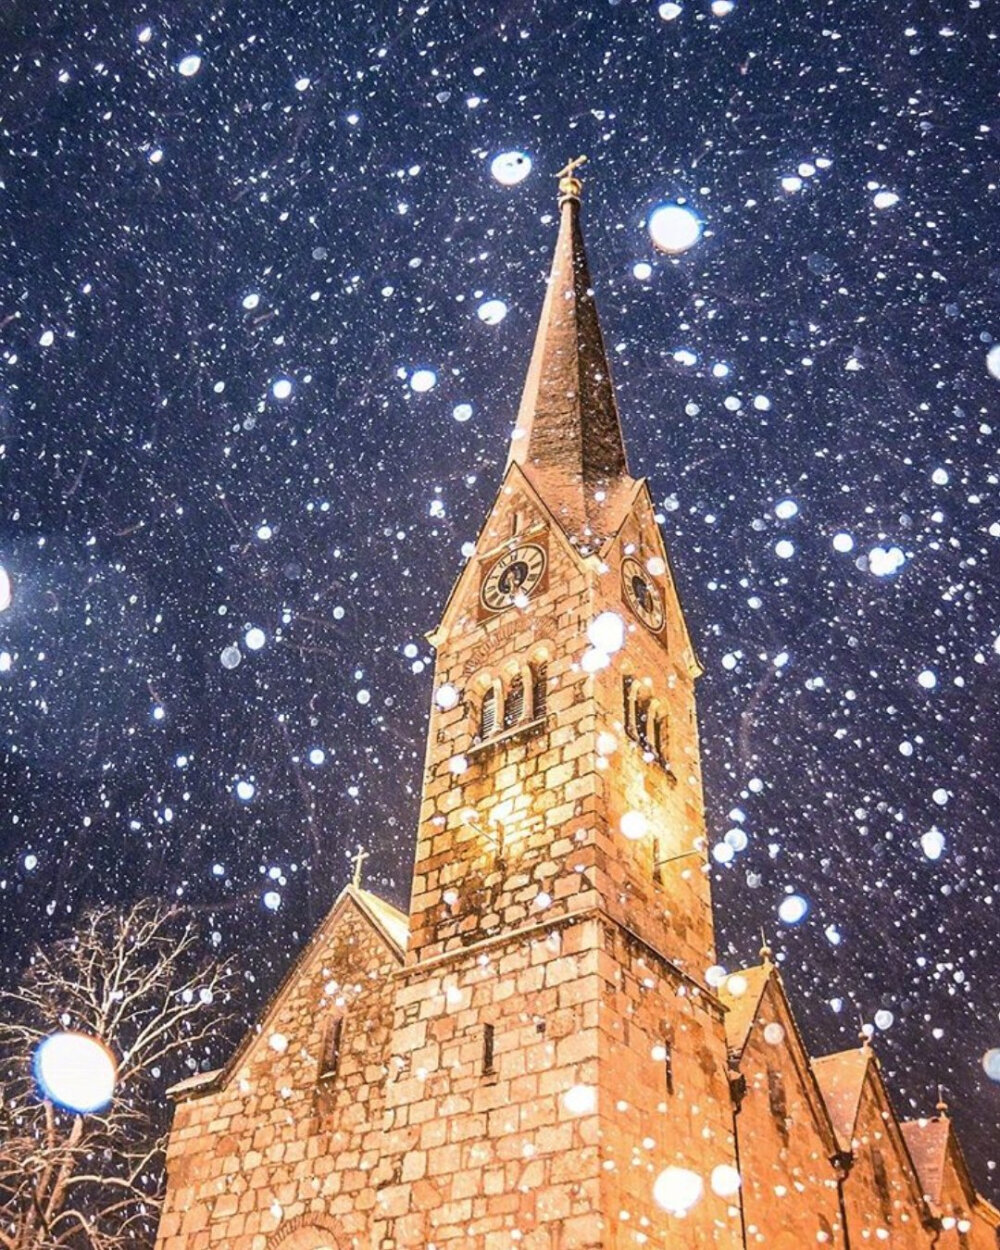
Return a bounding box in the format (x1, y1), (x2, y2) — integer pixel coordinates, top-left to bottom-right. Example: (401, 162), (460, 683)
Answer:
(410, 162), (712, 978)
(507, 157), (634, 544)
(153, 162), (1000, 1250)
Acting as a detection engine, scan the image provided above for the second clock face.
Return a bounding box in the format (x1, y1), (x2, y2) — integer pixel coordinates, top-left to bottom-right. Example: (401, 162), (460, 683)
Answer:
(480, 543), (547, 612)
(621, 556), (665, 633)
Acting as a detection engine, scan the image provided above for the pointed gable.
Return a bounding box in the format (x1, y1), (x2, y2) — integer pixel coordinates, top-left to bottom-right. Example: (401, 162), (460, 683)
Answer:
(167, 884), (407, 1100)
(508, 173), (634, 543)
(718, 963), (771, 1057)
(901, 1118), (951, 1204)
(812, 1047), (871, 1152)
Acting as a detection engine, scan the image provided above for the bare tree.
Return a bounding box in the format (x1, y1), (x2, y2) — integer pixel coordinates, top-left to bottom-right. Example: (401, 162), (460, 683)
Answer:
(0, 900), (237, 1250)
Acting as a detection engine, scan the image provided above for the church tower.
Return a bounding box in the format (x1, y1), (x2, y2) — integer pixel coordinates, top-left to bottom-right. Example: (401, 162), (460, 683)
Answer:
(372, 162), (743, 1249)
(153, 160), (1000, 1250)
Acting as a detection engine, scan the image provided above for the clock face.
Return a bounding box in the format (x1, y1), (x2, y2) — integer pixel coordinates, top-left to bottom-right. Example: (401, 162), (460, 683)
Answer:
(480, 543), (547, 613)
(621, 556), (665, 633)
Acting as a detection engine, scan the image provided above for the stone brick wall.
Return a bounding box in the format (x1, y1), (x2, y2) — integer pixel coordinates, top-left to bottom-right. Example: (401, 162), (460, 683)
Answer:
(411, 472), (715, 981)
(733, 982), (844, 1247)
(841, 1076), (932, 1248)
(596, 922), (743, 1249)
(154, 894), (400, 1250)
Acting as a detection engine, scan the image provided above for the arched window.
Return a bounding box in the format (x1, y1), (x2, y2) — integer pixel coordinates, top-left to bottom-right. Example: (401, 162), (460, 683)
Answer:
(531, 662), (548, 718)
(480, 688), (497, 739)
(504, 675), (525, 728)
(635, 695), (651, 752)
(654, 715), (670, 766)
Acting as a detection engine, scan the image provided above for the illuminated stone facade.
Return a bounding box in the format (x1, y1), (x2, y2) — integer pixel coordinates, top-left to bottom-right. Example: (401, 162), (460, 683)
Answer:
(154, 177), (999, 1250)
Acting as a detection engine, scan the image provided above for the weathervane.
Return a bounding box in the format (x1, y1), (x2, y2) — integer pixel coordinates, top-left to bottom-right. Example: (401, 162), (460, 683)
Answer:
(556, 154), (588, 201)
(351, 846), (370, 889)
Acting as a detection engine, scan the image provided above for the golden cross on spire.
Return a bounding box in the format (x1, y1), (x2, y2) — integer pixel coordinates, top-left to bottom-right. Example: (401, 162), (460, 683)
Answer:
(351, 846), (370, 889)
(556, 154), (588, 201)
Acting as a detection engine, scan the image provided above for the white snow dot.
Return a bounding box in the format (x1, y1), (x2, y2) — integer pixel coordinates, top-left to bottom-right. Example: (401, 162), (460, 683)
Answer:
(435, 683), (460, 710)
(235, 779), (255, 802)
(220, 645), (241, 669)
(409, 368), (437, 393)
(271, 377), (293, 400)
(490, 151), (532, 187)
(452, 403), (473, 423)
(263, 890), (281, 911)
(653, 1167), (704, 1216)
(753, 394), (772, 411)
(39, 330), (54, 347)
(931, 467), (949, 486)
(0, 565), (11, 613)
(778, 894), (809, 925)
(308, 748), (326, 766)
(633, 261), (653, 280)
(620, 810), (648, 841)
(244, 627), (266, 651)
(774, 539), (795, 559)
(294, 77), (311, 92)
(658, 2), (683, 18)
(242, 292), (260, 310)
(832, 532), (854, 553)
(587, 611), (626, 655)
(986, 344), (1000, 381)
(917, 669), (937, 690)
(774, 498), (798, 520)
(710, 1164), (741, 1199)
(356, 688), (371, 705)
(177, 54), (202, 77)
(562, 1084), (596, 1115)
(874, 1010), (894, 1031)
(477, 299), (508, 325)
(711, 0), (734, 13)
(648, 204), (702, 255)
(763, 1022), (785, 1045)
(34, 1033), (116, 1113)
(873, 190), (899, 210)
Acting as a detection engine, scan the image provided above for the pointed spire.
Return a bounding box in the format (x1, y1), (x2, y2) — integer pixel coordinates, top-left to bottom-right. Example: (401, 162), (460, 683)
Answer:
(507, 158), (633, 543)
(759, 928), (774, 966)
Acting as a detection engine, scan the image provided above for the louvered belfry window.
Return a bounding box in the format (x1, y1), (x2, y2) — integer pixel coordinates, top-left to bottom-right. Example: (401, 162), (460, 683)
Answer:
(504, 676), (525, 728)
(480, 689), (497, 739)
(532, 663), (548, 718)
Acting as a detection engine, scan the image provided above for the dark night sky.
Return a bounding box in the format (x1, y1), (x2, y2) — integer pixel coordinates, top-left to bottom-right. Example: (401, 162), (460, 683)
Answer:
(1, 0), (999, 1195)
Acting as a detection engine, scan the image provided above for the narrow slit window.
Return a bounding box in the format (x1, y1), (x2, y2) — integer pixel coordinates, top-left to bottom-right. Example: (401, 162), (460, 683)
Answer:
(532, 663), (548, 718)
(481, 689), (497, 739)
(504, 676), (525, 728)
(319, 1016), (343, 1080)
(767, 1069), (789, 1144)
(872, 1148), (892, 1220)
(663, 1041), (674, 1095)
(623, 676), (634, 737)
(482, 1023), (495, 1075)
(636, 697), (651, 752)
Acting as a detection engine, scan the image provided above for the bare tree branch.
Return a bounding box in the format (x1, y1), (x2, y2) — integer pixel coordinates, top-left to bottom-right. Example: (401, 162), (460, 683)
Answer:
(0, 899), (238, 1250)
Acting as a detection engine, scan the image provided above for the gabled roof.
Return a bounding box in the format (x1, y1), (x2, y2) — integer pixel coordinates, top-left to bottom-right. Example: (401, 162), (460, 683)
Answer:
(813, 1046), (932, 1216)
(507, 177), (634, 543)
(722, 961), (841, 1158)
(811, 1047), (871, 1151)
(900, 1117), (950, 1204)
(717, 963), (771, 1056)
(354, 886), (409, 953)
(902, 1115), (1000, 1226)
(167, 884), (407, 1100)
